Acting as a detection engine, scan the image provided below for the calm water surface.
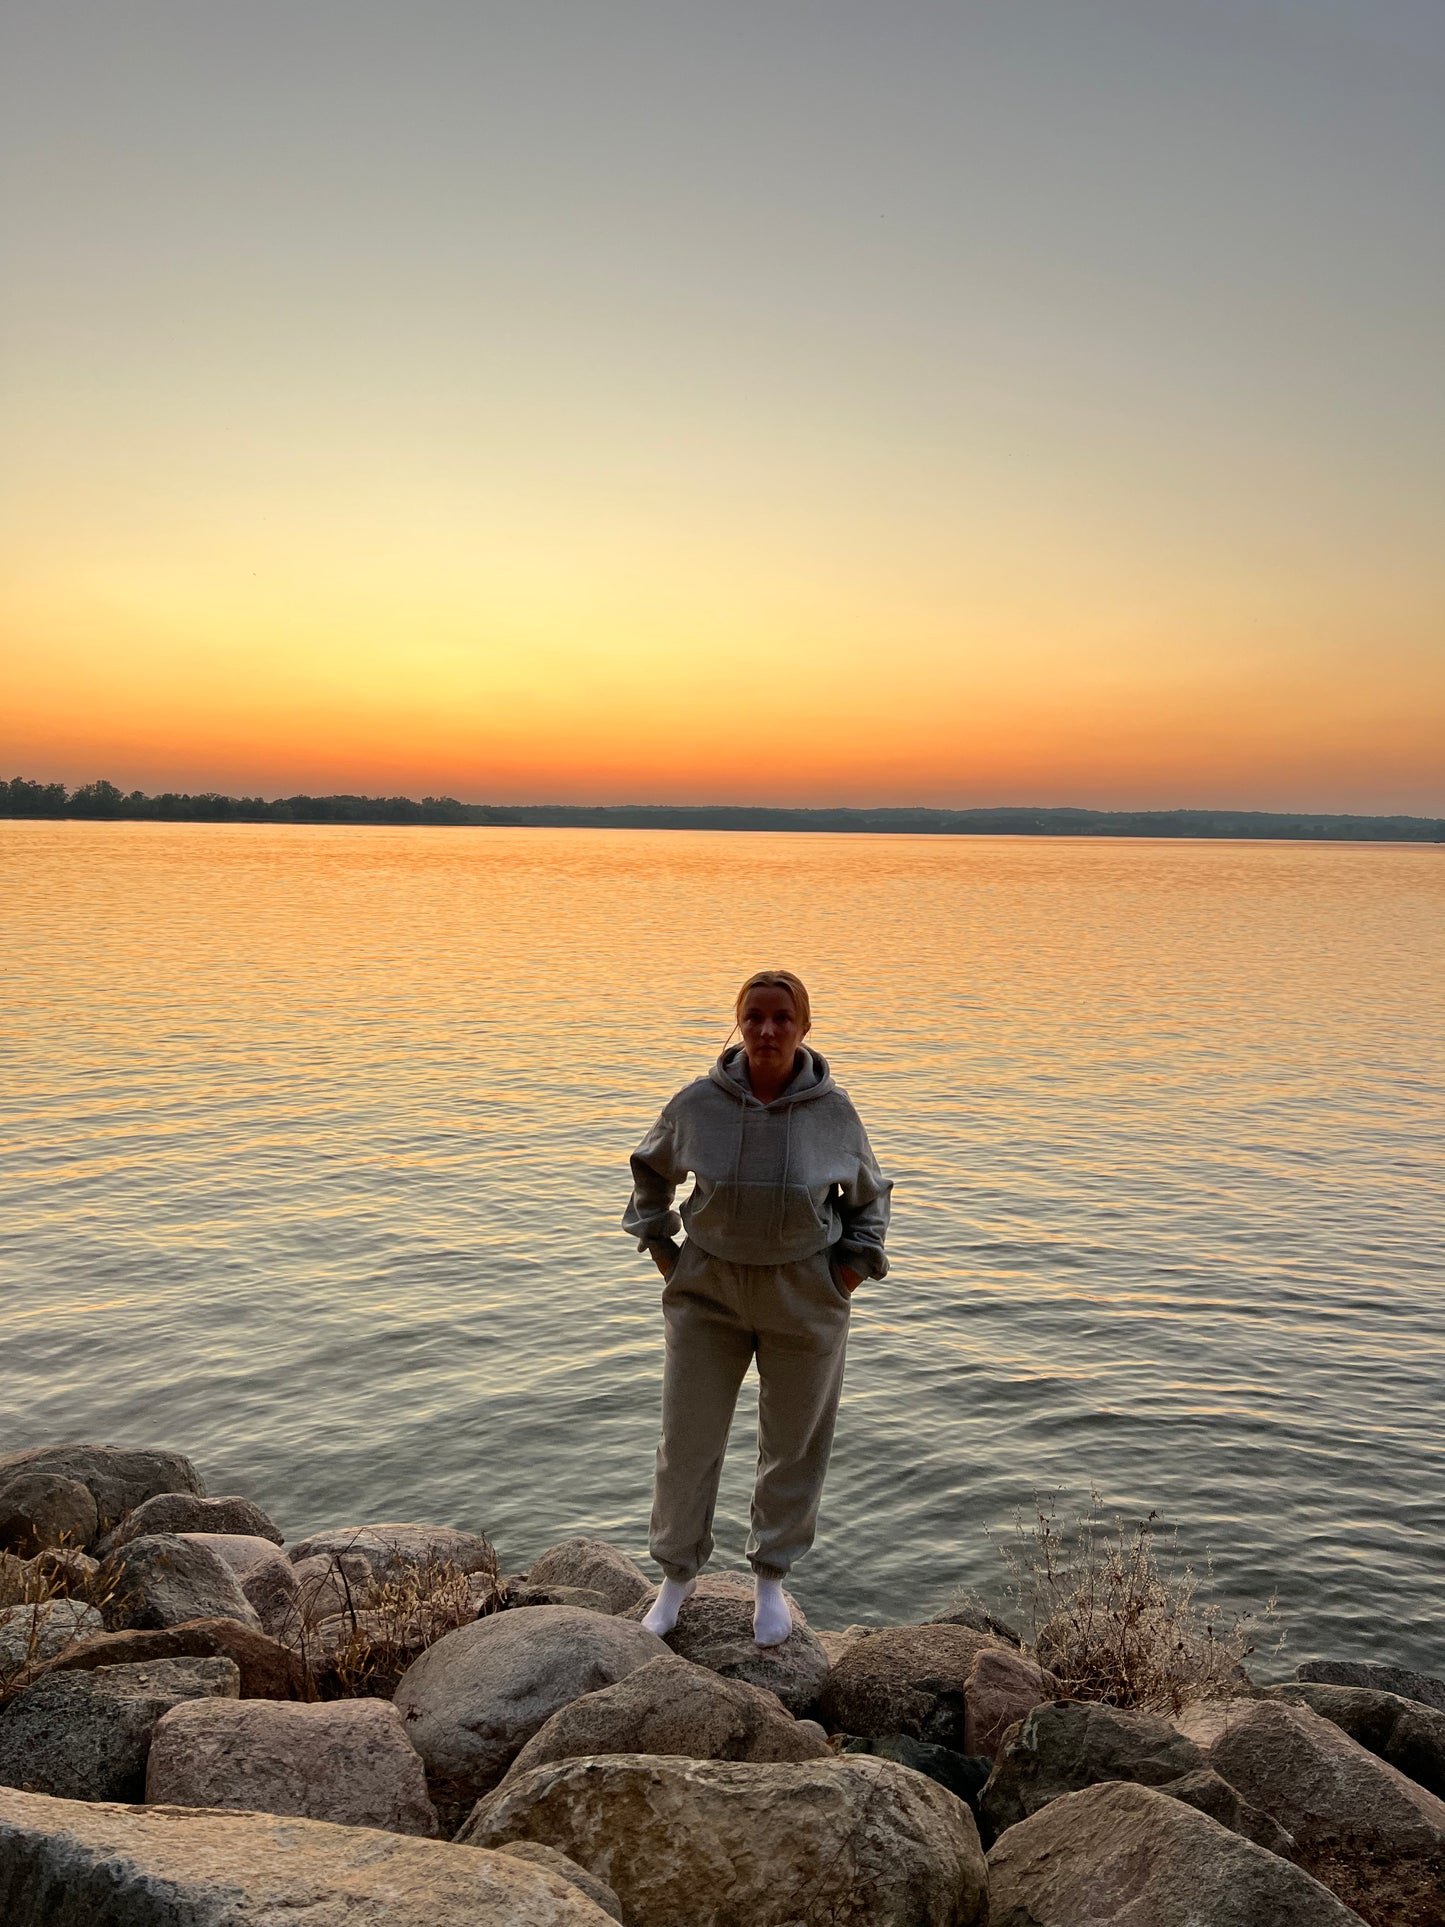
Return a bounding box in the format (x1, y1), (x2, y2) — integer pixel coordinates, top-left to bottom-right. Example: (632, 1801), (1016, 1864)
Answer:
(4, 823), (1442, 1673)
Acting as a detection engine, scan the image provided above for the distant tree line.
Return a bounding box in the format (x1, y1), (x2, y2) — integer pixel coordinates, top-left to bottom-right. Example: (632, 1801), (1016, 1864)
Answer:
(2, 776), (1441, 841)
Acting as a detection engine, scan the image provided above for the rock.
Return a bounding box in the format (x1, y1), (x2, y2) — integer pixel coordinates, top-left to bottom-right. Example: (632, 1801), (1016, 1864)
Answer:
(287, 1523), (496, 1581)
(508, 1585), (615, 1614)
(146, 1695), (438, 1836)
(1297, 1658), (1445, 1716)
(841, 1735), (995, 1842)
(505, 1652), (832, 1782)
(814, 1628), (868, 1666)
(0, 1784), (620, 1925)
(462, 1751), (989, 1927)
(0, 1657), (238, 1801)
(622, 1571), (830, 1716)
(1179, 1694), (1445, 1924)
(0, 1599), (104, 1672)
(20, 1549), (99, 1597)
(0, 1554), (28, 1609)
(97, 1491), (283, 1555)
(0, 1473), (98, 1556)
(981, 1698), (1207, 1836)
(1157, 1766), (1298, 1857)
(290, 1550), (376, 1622)
(523, 1539), (652, 1614)
(1261, 1681), (1445, 1800)
(30, 1617), (306, 1699)
(394, 1605), (670, 1807)
(814, 1621), (1005, 1747)
(0, 1445), (203, 1539)
(986, 1779), (1368, 1925)
(927, 1600), (1024, 1646)
(962, 1645), (1055, 1758)
(101, 1533), (262, 1632)
(177, 1533), (297, 1637)
(497, 1843), (625, 1922)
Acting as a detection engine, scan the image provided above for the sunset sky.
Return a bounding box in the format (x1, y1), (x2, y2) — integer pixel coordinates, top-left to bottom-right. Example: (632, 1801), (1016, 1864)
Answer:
(3, 2), (1442, 811)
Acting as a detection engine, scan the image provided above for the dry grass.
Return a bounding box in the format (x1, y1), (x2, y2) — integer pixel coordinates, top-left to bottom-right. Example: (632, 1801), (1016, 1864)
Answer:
(280, 1536), (503, 1699)
(995, 1489), (1281, 1715)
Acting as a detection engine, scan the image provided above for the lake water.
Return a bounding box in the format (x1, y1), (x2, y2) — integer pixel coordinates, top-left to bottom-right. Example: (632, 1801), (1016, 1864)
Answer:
(4, 821), (1442, 1676)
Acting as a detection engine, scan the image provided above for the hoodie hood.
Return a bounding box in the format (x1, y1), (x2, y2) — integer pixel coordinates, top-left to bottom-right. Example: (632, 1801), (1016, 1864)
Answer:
(708, 1042), (835, 1108)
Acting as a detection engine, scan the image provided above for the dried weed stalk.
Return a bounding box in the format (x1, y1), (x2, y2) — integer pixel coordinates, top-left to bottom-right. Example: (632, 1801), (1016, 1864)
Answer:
(0, 1544), (128, 1707)
(997, 1488), (1280, 1715)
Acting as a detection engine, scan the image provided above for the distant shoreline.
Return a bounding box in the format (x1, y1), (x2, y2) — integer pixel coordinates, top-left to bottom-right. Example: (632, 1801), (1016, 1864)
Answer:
(3, 778), (1441, 842)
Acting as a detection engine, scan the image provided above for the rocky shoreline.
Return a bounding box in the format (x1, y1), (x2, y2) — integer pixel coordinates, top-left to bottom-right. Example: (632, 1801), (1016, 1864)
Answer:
(1, 1443), (1442, 1925)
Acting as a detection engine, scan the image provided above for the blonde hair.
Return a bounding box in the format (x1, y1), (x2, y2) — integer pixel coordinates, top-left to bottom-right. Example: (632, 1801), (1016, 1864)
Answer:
(734, 969), (812, 1034)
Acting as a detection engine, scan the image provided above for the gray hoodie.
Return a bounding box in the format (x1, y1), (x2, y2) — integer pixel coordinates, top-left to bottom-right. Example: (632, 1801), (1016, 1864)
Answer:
(623, 1044), (892, 1277)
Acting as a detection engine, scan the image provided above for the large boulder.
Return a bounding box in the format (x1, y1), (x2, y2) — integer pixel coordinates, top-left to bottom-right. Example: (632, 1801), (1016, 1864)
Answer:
(1179, 1695), (1445, 1925)
(287, 1523), (496, 1581)
(505, 1653), (832, 1782)
(177, 1533), (297, 1637)
(927, 1600), (1024, 1646)
(146, 1695), (438, 1836)
(623, 1571), (830, 1716)
(1263, 1681), (1445, 1800)
(101, 1534), (261, 1632)
(0, 1473), (98, 1556)
(814, 1621), (1005, 1746)
(462, 1752), (989, 1927)
(394, 1605), (670, 1806)
(841, 1735), (994, 1840)
(496, 1843), (625, 1922)
(961, 1645), (1055, 1758)
(986, 1779), (1367, 1925)
(0, 1657), (237, 1801)
(0, 1446), (203, 1540)
(522, 1539), (651, 1614)
(0, 1784), (619, 1926)
(1154, 1766), (1298, 1858)
(30, 1617), (306, 1699)
(1298, 1659), (1445, 1716)
(98, 1492), (283, 1555)
(19, 1549), (99, 1598)
(0, 1599), (103, 1673)
(981, 1698), (1208, 1836)
(290, 1550), (375, 1623)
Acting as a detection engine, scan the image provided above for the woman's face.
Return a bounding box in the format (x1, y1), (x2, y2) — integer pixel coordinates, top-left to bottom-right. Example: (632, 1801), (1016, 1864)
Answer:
(739, 986), (808, 1080)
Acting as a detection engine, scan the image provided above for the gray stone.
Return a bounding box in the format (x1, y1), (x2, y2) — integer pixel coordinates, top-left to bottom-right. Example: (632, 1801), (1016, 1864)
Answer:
(505, 1652), (832, 1782)
(177, 1533), (297, 1637)
(98, 1492), (283, 1555)
(523, 1538), (652, 1614)
(1156, 1766), (1298, 1858)
(0, 1599), (104, 1673)
(146, 1695), (438, 1836)
(1297, 1658), (1445, 1716)
(0, 1657), (237, 1801)
(0, 1445), (203, 1538)
(394, 1604), (670, 1805)
(841, 1735), (995, 1840)
(462, 1751), (989, 1927)
(0, 1472), (98, 1556)
(29, 1617), (306, 1700)
(289, 1549), (375, 1623)
(927, 1599), (1023, 1646)
(623, 1571), (830, 1716)
(1179, 1694), (1445, 1924)
(497, 1843), (625, 1922)
(101, 1533), (262, 1632)
(19, 1548), (99, 1597)
(0, 1553), (28, 1609)
(815, 1620), (1005, 1746)
(0, 1784), (620, 1925)
(981, 1698), (1208, 1836)
(508, 1584), (615, 1614)
(986, 1779), (1367, 1925)
(1262, 1681), (1445, 1800)
(287, 1522), (496, 1580)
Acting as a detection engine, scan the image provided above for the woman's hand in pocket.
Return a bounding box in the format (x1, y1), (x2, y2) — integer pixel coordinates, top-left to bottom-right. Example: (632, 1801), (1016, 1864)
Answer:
(833, 1260), (862, 1295)
(651, 1240), (681, 1282)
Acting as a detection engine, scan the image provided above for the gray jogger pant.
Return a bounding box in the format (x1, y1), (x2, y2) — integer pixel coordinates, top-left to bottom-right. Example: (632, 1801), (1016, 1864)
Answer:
(650, 1239), (852, 1582)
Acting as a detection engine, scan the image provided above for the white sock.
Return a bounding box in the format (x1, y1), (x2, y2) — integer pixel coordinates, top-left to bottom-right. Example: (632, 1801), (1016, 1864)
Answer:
(641, 1576), (695, 1636)
(753, 1574), (792, 1646)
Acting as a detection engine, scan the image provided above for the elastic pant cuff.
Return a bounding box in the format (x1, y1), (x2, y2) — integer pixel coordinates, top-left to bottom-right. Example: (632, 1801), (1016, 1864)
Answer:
(750, 1561), (789, 1582)
(659, 1561), (698, 1584)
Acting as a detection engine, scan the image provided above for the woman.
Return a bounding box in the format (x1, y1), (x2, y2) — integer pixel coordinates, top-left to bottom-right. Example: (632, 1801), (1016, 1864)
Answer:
(623, 969), (892, 1646)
